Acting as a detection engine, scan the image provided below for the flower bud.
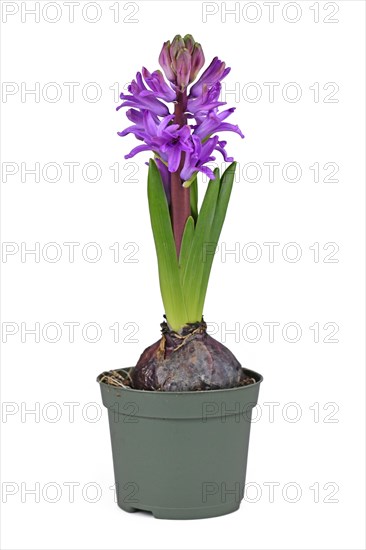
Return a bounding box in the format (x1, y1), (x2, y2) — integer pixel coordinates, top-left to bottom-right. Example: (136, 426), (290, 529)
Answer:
(170, 35), (185, 69)
(176, 49), (191, 91)
(183, 34), (195, 54)
(189, 43), (205, 83)
(159, 40), (175, 83)
(159, 34), (205, 91)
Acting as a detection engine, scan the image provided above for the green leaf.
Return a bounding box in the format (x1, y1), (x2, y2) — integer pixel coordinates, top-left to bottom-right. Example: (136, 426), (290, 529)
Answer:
(179, 215), (194, 276)
(147, 159), (187, 331)
(182, 170), (221, 322)
(196, 162), (237, 315)
(190, 177), (198, 224)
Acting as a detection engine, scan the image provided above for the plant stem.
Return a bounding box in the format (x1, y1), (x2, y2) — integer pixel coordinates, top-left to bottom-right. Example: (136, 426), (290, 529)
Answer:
(170, 91), (190, 257)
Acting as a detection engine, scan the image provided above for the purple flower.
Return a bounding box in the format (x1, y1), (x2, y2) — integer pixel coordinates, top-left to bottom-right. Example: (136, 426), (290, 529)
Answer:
(181, 135), (218, 183)
(158, 124), (193, 172)
(215, 140), (234, 162)
(193, 108), (244, 140)
(117, 108), (150, 140)
(141, 68), (176, 102)
(189, 57), (230, 98)
(124, 111), (193, 173)
(116, 36), (244, 187)
(117, 72), (169, 117)
(187, 82), (225, 117)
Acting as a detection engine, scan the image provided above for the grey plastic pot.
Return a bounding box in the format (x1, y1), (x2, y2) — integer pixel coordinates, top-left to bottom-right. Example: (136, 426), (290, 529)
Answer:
(98, 367), (262, 520)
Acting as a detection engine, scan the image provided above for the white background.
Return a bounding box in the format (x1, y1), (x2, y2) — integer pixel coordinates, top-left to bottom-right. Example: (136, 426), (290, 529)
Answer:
(1, 1), (365, 549)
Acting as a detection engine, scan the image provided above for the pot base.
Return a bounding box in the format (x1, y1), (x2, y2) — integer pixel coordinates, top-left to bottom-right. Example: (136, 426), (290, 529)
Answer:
(118, 502), (240, 520)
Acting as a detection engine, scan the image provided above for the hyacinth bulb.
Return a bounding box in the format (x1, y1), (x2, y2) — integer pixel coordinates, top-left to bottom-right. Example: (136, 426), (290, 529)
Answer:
(131, 321), (254, 391)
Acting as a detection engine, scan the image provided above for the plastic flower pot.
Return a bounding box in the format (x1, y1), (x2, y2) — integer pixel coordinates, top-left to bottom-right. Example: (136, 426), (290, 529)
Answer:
(98, 367), (263, 520)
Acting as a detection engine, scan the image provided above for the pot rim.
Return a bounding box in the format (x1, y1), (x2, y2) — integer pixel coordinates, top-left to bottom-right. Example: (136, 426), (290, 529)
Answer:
(97, 366), (263, 395)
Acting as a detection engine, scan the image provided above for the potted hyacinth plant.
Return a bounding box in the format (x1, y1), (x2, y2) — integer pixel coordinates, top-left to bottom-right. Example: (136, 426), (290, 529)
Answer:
(98, 35), (263, 520)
